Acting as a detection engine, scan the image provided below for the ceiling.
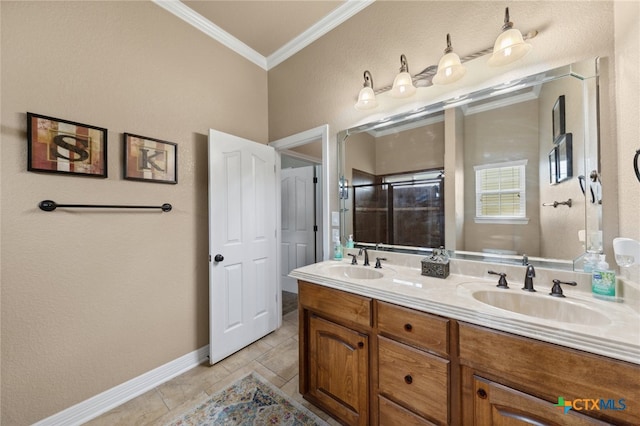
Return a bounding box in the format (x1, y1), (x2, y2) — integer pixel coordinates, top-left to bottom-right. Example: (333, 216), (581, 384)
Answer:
(153, 0), (375, 70)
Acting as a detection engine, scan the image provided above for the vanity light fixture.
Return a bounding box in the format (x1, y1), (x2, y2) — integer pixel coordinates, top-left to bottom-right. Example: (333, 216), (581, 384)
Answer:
(353, 7), (538, 110)
(488, 7), (532, 67)
(390, 54), (417, 98)
(432, 34), (466, 85)
(354, 70), (378, 110)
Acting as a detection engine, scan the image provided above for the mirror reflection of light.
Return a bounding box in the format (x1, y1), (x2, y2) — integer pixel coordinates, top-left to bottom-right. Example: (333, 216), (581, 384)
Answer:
(393, 278), (423, 288)
(443, 94), (471, 109)
(369, 118), (399, 130)
(491, 83), (527, 97)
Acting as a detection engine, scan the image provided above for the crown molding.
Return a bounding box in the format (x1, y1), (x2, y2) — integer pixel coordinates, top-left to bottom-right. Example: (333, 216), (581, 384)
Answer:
(153, 0), (268, 69)
(153, 0), (374, 71)
(267, 0), (375, 69)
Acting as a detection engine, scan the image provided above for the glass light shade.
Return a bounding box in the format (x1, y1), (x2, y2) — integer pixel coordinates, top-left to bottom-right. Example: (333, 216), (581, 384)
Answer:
(390, 71), (416, 98)
(432, 52), (466, 85)
(488, 28), (532, 67)
(355, 86), (378, 110)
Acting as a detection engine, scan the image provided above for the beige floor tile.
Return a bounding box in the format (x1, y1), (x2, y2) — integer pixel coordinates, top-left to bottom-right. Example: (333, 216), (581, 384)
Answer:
(215, 338), (274, 372)
(283, 308), (299, 324)
(260, 320), (298, 347)
(156, 362), (230, 410)
(256, 336), (299, 381)
(153, 391), (209, 425)
(201, 360), (284, 396)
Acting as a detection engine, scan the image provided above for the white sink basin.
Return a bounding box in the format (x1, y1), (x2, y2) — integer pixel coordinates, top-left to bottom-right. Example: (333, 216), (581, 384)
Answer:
(325, 264), (384, 280)
(471, 290), (611, 326)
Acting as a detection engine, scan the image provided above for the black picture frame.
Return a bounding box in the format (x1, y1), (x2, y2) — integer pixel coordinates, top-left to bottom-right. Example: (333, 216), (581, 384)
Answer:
(552, 95), (565, 143)
(548, 147), (558, 185)
(556, 133), (573, 183)
(27, 112), (108, 178)
(123, 133), (178, 184)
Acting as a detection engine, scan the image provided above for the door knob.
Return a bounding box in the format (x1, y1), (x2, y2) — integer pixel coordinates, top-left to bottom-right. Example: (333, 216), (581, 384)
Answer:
(214, 254), (224, 262)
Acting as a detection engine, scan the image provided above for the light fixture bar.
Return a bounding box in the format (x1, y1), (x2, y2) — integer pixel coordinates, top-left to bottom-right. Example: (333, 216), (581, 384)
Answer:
(371, 29), (538, 95)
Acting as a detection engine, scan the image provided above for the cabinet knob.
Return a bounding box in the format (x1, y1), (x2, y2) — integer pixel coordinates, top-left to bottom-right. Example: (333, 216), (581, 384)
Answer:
(404, 375), (413, 384)
(476, 388), (487, 399)
(404, 323), (413, 332)
(358, 341), (364, 349)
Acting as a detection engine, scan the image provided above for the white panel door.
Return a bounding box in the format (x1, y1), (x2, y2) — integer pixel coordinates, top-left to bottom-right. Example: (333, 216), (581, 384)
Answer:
(280, 167), (316, 293)
(208, 129), (278, 364)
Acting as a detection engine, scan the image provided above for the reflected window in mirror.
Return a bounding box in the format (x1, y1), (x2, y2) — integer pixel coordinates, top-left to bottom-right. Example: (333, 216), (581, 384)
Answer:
(474, 160), (527, 224)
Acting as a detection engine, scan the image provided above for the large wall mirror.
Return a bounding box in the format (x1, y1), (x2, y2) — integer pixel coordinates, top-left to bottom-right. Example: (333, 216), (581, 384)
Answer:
(338, 58), (601, 271)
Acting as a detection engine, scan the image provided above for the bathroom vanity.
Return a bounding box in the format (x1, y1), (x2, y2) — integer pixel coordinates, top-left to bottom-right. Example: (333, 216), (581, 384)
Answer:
(292, 256), (639, 425)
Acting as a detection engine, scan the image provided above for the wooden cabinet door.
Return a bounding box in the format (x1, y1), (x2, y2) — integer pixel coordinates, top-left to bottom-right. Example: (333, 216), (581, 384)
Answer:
(308, 314), (369, 426)
(471, 376), (608, 426)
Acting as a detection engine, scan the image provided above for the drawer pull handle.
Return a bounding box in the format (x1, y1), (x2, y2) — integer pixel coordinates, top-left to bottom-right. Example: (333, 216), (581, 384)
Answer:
(404, 323), (413, 332)
(476, 388), (487, 399)
(358, 341), (364, 349)
(404, 375), (413, 384)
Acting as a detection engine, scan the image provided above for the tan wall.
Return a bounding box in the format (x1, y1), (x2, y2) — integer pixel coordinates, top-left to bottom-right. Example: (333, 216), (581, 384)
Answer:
(344, 131), (376, 182)
(268, 1), (620, 249)
(614, 1), (640, 242)
(462, 100), (540, 256)
(538, 77), (587, 259)
(289, 140), (322, 160)
(0, 1), (267, 424)
(374, 121), (445, 176)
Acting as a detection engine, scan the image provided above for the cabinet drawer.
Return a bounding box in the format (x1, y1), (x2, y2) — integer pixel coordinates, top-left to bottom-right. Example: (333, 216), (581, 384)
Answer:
(379, 396), (436, 426)
(377, 300), (449, 356)
(378, 336), (449, 425)
(299, 281), (372, 327)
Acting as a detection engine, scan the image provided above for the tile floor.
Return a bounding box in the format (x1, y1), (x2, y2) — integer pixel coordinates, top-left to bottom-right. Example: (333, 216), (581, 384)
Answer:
(85, 295), (338, 425)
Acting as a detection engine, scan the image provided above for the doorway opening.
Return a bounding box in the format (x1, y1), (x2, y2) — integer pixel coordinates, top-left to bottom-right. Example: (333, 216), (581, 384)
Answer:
(270, 125), (330, 317)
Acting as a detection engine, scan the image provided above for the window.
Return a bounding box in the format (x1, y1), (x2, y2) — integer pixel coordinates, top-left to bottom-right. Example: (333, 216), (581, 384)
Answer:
(474, 160), (528, 224)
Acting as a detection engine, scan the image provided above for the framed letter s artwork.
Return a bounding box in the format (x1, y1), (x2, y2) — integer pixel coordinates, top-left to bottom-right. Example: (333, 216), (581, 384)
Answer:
(27, 112), (107, 177)
(123, 133), (177, 184)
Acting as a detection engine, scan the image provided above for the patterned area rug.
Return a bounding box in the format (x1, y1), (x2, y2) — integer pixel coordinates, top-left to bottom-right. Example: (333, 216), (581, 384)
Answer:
(164, 372), (328, 425)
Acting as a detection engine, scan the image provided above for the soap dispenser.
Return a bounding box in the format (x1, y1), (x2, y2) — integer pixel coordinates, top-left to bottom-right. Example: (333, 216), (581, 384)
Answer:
(592, 254), (618, 301)
(333, 237), (343, 260)
(346, 234), (355, 248)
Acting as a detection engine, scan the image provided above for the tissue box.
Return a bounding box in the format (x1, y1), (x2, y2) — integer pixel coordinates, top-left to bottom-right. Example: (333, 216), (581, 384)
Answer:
(421, 257), (450, 279)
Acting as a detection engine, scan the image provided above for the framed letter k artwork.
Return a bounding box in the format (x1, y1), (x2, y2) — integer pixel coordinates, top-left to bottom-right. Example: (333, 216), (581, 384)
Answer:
(124, 133), (177, 184)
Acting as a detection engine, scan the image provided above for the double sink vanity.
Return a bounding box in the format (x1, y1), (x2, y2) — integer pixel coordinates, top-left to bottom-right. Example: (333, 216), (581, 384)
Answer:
(294, 56), (639, 425)
(290, 250), (640, 425)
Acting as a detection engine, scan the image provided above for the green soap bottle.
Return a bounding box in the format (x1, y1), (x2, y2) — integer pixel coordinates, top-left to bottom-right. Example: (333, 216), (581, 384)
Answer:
(346, 234), (354, 248)
(333, 237), (343, 260)
(592, 255), (618, 301)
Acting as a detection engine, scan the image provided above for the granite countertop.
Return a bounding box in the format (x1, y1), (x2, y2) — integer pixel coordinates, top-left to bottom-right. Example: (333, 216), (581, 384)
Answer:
(290, 254), (640, 365)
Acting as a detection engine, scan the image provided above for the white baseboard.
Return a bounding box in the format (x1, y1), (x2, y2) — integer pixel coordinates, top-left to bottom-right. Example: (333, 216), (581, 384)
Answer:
(282, 281), (298, 293)
(33, 345), (210, 426)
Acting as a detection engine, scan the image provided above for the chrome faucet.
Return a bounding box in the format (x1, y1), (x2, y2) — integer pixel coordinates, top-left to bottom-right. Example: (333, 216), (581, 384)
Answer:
(523, 264), (536, 292)
(358, 247), (370, 266)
